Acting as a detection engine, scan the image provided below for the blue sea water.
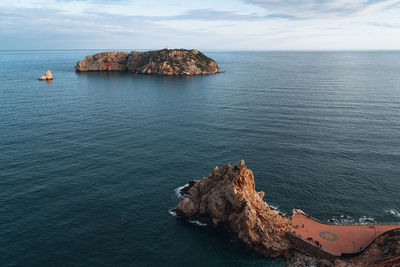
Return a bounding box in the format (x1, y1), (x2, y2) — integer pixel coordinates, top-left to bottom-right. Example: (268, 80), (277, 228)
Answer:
(1, 50), (400, 266)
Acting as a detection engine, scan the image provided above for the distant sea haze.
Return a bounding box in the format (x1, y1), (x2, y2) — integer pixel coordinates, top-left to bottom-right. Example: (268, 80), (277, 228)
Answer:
(0, 50), (399, 266)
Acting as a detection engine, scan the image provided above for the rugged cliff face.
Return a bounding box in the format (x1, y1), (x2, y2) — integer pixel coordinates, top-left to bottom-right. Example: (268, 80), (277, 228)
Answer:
(175, 161), (400, 266)
(74, 49), (220, 75)
(126, 49), (219, 75)
(75, 52), (129, 72)
(175, 161), (292, 258)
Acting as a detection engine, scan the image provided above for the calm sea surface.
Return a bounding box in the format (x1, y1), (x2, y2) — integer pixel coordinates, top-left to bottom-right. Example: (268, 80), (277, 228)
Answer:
(1, 50), (399, 266)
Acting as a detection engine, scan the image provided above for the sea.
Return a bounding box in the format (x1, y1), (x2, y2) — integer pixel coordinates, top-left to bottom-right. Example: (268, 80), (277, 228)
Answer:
(1, 50), (399, 266)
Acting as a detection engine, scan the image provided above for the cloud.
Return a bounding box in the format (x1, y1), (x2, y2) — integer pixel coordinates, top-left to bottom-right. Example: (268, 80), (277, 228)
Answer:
(367, 22), (400, 28)
(154, 9), (300, 21)
(242, 0), (400, 18)
(1, 0), (400, 50)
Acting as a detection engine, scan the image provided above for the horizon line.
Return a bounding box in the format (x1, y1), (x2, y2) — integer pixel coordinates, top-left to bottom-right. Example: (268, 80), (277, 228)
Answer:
(1, 48), (400, 52)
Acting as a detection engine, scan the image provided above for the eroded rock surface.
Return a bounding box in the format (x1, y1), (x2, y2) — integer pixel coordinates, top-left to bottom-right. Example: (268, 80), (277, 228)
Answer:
(175, 161), (292, 257)
(74, 49), (220, 75)
(126, 49), (219, 75)
(75, 52), (129, 72)
(175, 161), (400, 266)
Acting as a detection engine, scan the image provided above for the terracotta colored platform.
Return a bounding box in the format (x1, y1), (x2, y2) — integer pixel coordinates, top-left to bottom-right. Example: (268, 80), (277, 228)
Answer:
(292, 212), (400, 256)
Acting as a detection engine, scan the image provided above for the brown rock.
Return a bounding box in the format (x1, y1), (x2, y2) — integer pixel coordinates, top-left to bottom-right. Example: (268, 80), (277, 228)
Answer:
(175, 161), (292, 258)
(38, 70), (53, 80)
(175, 162), (400, 266)
(74, 49), (220, 75)
(126, 49), (220, 75)
(75, 52), (129, 72)
(179, 180), (198, 196)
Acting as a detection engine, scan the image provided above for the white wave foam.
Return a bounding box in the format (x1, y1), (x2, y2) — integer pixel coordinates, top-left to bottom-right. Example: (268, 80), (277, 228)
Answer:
(386, 209), (400, 217)
(174, 183), (189, 198)
(358, 216), (376, 224)
(269, 204), (278, 210)
(269, 204), (287, 217)
(189, 220), (207, 227)
(328, 215), (352, 224)
(327, 215), (375, 225)
(169, 208), (206, 226)
(168, 209), (177, 216)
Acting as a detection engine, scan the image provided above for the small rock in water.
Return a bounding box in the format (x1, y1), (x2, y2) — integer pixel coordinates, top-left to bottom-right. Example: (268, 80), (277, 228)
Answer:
(38, 70), (53, 80)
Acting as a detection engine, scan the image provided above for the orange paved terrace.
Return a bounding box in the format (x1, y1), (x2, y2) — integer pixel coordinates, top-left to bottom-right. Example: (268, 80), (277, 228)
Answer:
(292, 213), (400, 256)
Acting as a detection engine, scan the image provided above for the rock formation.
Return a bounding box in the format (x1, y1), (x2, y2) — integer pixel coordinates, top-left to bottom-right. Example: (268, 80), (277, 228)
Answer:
(126, 49), (219, 75)
(175, 161), (400, 266)
(175, 161), (292, 257)
(75, 49), (220, 75)
(38, 70), (53, 80)
(75, 52), (129, 72)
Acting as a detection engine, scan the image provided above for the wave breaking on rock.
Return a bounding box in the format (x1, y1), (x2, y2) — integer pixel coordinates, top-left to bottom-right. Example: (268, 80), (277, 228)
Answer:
(175, 161), (400, 266)
(175, 160), (292, 258)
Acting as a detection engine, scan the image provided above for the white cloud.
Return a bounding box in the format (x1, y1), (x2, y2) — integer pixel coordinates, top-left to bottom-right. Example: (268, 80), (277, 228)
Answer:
(1, 0), (400, 50)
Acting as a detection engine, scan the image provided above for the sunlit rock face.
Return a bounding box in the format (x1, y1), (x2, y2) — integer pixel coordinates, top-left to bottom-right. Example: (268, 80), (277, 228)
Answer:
(175, 162), (400, 266)
(38, 70), (53, 80)
(126, 49), (219, 75)
(75, 49), (220, 75)
(175, 161), (292, 258)
(75, 52), (129, 72)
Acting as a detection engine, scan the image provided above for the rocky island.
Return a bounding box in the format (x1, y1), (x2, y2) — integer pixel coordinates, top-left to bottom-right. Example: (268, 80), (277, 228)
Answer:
(175, 161), (400, 266)
(75, 49), (220, 75)
(38, 70), (53, 80)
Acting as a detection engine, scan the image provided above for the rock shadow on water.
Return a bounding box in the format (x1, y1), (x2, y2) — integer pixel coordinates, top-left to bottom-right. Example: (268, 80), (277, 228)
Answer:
(174, 161), (400, 267)
(174, 211), (284, 266)
(75, 70), (213, 81)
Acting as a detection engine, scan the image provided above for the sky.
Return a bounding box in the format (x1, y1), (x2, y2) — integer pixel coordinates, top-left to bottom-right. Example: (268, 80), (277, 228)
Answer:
(1, 0), (400, 50)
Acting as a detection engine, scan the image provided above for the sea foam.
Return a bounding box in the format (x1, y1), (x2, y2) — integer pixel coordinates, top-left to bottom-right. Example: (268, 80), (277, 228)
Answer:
(174, 184), (189, 198)
(327, 215), (376, 225)
(189, 220), (207, 227)
(168, 209), (177, 217)
(386, 209), (400, 217)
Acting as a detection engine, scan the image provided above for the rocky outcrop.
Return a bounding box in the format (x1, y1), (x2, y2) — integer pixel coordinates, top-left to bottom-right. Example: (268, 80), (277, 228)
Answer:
(175, 161), (400, 266)
(126, 49), (219, 75)
(75, 52), (129, 72)
(175, 161), (292, 257)
(38, 70), (53, 80)
(74, 49), (220, 75)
